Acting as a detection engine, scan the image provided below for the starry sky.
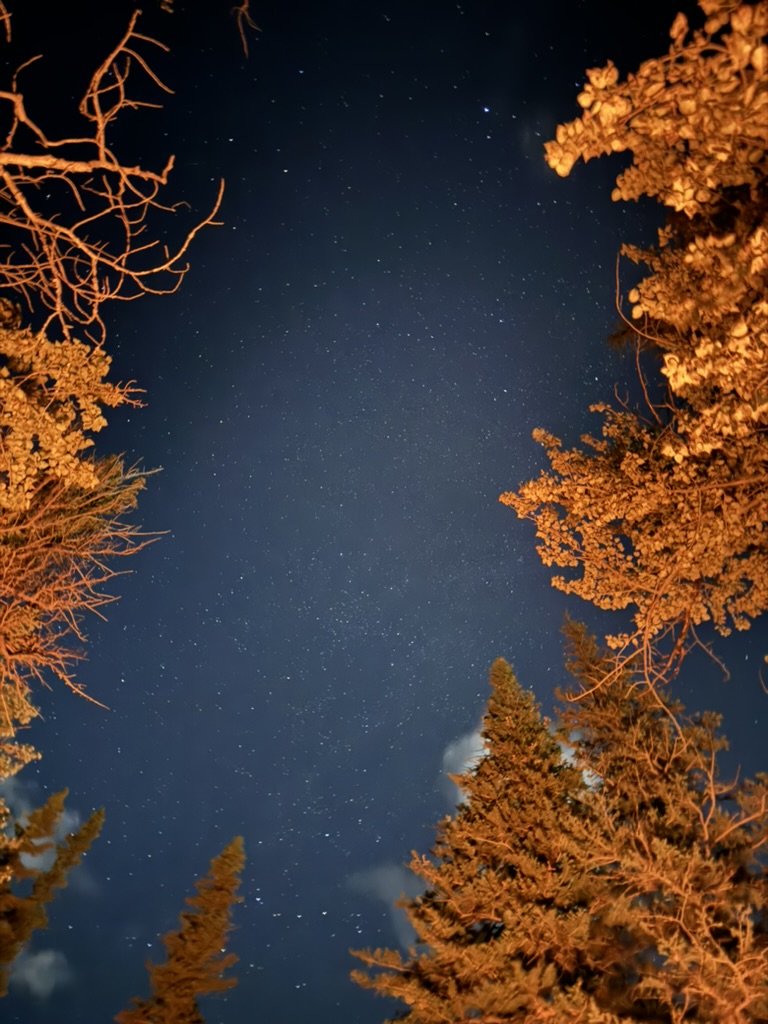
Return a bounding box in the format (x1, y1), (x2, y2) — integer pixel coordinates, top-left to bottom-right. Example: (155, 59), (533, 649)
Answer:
(3, 0), (766, 1021)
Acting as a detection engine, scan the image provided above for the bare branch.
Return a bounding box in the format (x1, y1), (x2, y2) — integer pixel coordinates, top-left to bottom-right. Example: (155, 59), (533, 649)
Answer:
(0, 11), (223, 341)
(231, 1), (261, 59)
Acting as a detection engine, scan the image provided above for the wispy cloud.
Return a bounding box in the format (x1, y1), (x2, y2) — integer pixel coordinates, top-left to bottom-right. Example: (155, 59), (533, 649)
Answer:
(8, 949), (73, 1000)
(439, 724), (486, 806)
(347, 725), (489, 949)
(347, 862), (423, 948)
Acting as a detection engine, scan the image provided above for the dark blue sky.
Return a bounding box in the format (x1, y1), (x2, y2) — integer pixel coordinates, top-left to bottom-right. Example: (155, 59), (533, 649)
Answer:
(3, 0), (766, 1021)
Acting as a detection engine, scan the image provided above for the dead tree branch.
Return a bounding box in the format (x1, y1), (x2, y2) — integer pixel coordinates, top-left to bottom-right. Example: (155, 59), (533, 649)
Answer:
(0, 10), (223, 341)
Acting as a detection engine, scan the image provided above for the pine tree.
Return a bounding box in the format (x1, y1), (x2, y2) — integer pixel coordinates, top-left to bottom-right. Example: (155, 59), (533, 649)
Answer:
(352, 659), (614, 1022)
(116, 836), (245, 1024)
(351, 636), (768, 1022)
(0, 789), (104, 995)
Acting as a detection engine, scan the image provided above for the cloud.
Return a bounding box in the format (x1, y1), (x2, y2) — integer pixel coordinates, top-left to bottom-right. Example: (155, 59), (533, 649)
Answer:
(8, 949), (73, 1000)
(347, 863), (424, 949)
(348, 727), (488, 950)
(439, 725), (486, 806)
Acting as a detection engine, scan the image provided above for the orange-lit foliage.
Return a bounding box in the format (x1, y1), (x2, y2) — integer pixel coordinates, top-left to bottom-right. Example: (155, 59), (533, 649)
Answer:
(0, 789), (104, 995)
(0, 307), (153, 722)
(0, 682), (39, 780)
(0, 454), (152, 708)
(352, 626), (768, 1022)
(0, 307), (142, 513)
(0, 6), (241, 1013)
(500, 400), (767, 667)
(501, 0), (768, 672)
(116, 837), (245, 1024)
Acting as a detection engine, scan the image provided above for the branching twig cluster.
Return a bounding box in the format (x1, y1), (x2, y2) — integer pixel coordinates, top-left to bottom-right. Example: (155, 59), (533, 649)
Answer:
(0, 10), (223, 341)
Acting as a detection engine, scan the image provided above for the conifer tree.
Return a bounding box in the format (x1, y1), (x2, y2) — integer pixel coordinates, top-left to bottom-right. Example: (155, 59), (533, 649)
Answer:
(116, 836), (245, 1024)
(351, 635), (768, 1022)
(352, 659), (611, 1022)
(0, 789), (104, 995)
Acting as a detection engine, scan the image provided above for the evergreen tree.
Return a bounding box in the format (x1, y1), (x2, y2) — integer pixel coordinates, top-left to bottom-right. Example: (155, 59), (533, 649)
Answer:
(116, 836), (245, 1024)
(0, 789), (104, 995)
(352, 659), (613, 1022)
(352, 636), (768, 1022)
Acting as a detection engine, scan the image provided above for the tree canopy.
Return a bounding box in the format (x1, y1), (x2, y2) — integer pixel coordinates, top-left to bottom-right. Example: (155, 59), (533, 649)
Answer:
(500, 0), (768, 679)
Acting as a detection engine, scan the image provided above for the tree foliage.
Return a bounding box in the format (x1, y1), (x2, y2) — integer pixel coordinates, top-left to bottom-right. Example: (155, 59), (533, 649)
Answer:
(116, 836), (245, 1024)
(0, 303), (155, 723)
(0, 788), (103, 995)
(500, 0), (768, 673)
(352, 656), (604, 1022)
(0, 4), (241, 1009)
(351, 627), (768, 1022)
(357, 3), (768, 1021)
(500, 400), (767, 668)
(0, 307), (141, 513)
(545, 2), (768, 215)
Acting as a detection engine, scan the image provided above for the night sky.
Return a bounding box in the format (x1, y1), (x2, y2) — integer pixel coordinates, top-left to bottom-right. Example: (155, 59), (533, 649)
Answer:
(3, 1), (766, 1022)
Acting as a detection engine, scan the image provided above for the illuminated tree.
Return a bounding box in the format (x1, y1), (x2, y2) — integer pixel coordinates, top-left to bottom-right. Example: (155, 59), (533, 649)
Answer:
(500, 0), (768, 673)
(543, 0), (768, 461)
(499, 399), (767, 675)
(352, 656), (609, 1022)
(352, 628), (768, 1022)
(116, 837), (245, 1024)
(0, 789), (104, 995)
(558, 621), (768, 1022)
(0, 3), (234, 721)
(0, 6), (245, 1014)
(0, 306), (154, 721)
